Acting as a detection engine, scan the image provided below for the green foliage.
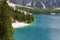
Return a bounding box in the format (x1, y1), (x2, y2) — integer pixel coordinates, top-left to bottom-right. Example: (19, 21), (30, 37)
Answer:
(16, 6), (60, 14)
(0, 0), (14, 40)
(0, 0), (34, 40)
(14, 10), (34, 23)
(52, 10), (60, 13)
(25, 14), (34, 23)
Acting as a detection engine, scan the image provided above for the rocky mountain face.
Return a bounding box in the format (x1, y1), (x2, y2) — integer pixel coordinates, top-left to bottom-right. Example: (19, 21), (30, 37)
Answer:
(9, 0), (60, 9)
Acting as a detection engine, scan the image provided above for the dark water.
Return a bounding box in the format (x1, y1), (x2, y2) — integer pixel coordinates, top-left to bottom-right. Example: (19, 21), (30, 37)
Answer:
(13, 14), (60, 40)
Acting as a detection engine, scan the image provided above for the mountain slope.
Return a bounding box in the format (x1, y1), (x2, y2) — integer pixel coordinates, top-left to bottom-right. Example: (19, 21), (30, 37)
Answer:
(9, 0), (60, 9)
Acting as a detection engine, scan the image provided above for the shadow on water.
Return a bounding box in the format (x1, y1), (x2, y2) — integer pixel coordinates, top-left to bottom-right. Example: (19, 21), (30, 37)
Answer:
(14, 14), (60, 40)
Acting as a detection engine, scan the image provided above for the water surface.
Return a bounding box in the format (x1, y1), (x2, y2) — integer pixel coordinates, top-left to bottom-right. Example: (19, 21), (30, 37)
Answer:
(14, 14), (60, 40)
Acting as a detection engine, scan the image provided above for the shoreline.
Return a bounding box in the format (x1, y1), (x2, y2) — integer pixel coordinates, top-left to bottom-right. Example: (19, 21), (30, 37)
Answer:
(7, 1), (34, 28)
(12, 20), (30, 28)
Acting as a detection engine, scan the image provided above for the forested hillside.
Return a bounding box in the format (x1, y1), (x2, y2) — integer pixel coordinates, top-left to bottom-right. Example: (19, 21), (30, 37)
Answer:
(0, 0), (34, 40)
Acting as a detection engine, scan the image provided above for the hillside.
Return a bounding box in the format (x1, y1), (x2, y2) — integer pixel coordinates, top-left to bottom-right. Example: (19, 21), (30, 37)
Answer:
(9, 0), (60, 9)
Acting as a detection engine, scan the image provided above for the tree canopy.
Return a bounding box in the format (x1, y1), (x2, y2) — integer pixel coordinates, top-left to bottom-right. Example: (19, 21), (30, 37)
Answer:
(0, 0), (34, 40)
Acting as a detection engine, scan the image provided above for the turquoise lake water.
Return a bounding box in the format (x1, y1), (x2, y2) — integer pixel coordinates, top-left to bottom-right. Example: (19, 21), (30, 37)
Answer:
(13, 14), (60, 40)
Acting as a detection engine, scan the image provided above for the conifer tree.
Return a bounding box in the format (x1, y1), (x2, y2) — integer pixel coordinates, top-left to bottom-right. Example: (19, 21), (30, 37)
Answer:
(0, 0), (14, 40)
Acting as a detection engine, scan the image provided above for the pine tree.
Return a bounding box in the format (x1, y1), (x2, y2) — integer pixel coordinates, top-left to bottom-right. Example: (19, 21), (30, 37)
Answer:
(0, 0), (14, 40)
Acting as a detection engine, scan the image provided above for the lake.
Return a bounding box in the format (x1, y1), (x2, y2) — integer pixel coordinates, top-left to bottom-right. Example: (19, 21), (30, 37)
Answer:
(13, 14), (60, 40)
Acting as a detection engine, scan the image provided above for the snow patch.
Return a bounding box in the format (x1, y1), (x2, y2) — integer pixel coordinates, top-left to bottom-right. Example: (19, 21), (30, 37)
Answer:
(41, 2), (46, 9)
